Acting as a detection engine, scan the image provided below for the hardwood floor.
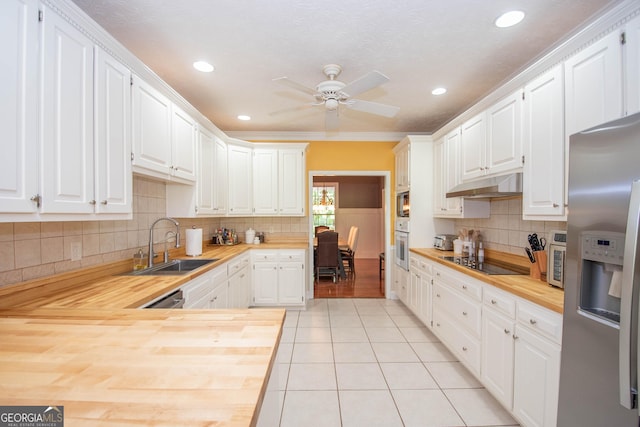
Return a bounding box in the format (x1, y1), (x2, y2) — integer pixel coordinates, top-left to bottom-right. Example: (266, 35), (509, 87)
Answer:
(313, 258), (385, 298)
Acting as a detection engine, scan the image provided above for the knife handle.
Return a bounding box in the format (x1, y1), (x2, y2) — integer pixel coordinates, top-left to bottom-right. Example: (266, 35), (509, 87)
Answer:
(525, 247), (536, 263)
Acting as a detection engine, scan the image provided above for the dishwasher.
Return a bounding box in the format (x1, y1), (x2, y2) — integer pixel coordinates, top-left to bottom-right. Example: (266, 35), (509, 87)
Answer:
(144, 289), (185, 309)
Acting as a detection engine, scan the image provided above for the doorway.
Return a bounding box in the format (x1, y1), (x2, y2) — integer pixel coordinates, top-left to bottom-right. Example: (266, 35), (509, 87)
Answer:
(307, 170), (390, 300)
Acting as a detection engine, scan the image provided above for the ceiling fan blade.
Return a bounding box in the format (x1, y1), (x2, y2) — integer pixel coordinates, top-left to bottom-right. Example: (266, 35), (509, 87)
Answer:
(347, 99), (400, 118)
(341, 71), (389, 97)
(269, 102), (318, 116)
(325, 110), (339, 130)
(272, 76), (319, 96)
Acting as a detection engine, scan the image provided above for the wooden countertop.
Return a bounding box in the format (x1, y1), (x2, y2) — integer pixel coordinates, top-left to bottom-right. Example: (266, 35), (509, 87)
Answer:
(410, 248), (564, 314)
(0, 241), (304, 426)
(0, 241), (308, 310)
(0, 307), (285, 426)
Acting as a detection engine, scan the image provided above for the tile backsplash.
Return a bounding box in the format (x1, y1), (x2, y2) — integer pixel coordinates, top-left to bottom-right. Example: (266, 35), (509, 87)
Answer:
(453, 197), (566, 256)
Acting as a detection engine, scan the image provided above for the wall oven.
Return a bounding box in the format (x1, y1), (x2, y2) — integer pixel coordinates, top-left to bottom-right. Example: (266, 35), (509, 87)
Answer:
(395, 219), (409, 271)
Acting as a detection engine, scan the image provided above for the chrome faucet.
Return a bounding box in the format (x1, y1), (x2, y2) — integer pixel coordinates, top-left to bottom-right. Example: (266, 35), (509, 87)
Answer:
(148, 217), (181, 267)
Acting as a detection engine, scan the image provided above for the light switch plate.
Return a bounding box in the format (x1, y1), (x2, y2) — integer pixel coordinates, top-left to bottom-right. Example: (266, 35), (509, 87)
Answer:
(71, 242), (82, 261)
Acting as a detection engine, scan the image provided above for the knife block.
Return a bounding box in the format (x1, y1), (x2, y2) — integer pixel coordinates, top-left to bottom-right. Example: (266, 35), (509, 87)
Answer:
(530, 250), (547, 281)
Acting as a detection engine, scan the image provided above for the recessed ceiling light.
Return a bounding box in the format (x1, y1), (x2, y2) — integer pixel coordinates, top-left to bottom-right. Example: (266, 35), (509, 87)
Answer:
(237, 115), (251, 121)
(432, 87), (447, 96)
(193, 61), (214, 72)
(495, 10), (525, 28)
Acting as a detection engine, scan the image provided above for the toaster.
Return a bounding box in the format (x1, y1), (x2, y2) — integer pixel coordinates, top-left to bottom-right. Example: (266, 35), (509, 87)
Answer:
(434, 234), (456, 250)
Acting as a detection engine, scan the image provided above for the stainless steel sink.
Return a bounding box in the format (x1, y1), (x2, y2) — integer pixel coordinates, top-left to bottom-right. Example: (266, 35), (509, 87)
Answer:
(125, 258), (218, 275)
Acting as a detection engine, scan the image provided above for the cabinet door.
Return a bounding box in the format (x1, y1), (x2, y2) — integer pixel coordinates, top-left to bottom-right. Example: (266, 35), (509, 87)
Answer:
(395, 144), (410, 191)
(94, 47), (132, 214)
(253, 262), (279, 304)
(279, 149), (305, 215)
(419, 273), (432, 327)
(460, 113), (486, 181)
(482, 309), (516, 409)
(213, 137), (228, 214)
(132, 76), (172, 176)
(229, 265), (250, 308)
(513, 326), (561, 427)
(523, 65), (565, 218)
(625, 14), (640, 115)
(228, 144), (253, 215)
(432, 138), (446, 215)
(209, 281), (228, 309)
(0, 0), (38, 213)
(486, 90), (523, 175)
(564, 30), (623, 135)
(278, 262), (304, 304)
(41, 6), (95, 214)
(253, 149), (278, 215)
(196, 126), (216, 215)
(170, 105), (196, 181)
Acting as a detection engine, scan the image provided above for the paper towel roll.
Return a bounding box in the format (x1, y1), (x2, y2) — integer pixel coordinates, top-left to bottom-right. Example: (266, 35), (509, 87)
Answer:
(185, 228), (203, 256)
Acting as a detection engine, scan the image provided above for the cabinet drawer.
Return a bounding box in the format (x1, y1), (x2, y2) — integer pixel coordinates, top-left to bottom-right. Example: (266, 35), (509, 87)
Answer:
(517, 300), (563, 344)
(278, 250), (304, 262)
(183, 275), (211, 304)
(252, 250), (278, 262)
(484, 286), (516, 319)
(433, 283), (482, 337)
(228, 254), (250, 276)
(434, 266), (482, 301)
(410, 255), (432, 275)
(433, 307), (481, 375)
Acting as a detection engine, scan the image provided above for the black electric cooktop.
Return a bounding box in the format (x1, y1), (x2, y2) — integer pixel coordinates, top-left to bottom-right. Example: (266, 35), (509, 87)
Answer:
(439, 256), (525, 276)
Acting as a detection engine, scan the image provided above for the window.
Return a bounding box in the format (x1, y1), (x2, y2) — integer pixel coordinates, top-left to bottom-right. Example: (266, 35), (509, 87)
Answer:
(312, 183), (337, 229)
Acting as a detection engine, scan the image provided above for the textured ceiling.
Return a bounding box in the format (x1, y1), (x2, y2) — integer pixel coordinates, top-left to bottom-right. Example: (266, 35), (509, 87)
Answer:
(71, 0), (619, 136)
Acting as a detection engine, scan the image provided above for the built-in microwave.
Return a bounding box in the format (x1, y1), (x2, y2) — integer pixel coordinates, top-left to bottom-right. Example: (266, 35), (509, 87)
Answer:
(397, 191), (410, 217)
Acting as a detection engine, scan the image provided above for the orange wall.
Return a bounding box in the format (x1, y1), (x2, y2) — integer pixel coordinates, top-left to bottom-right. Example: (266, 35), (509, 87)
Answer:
(305, 141), (397, 175)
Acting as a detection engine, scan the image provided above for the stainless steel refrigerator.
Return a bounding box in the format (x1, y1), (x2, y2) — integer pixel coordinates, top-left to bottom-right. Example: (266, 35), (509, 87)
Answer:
(558, 112), (640, 426)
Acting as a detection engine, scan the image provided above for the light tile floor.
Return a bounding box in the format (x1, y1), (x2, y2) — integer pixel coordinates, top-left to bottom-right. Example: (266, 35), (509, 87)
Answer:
(275, 298), (520, 427)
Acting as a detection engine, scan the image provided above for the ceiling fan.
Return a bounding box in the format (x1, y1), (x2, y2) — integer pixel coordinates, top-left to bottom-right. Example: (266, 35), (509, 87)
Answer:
(271, 64), (400, 129)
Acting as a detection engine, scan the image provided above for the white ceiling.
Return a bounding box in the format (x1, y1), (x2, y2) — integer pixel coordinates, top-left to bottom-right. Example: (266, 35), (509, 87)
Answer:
(71, 0), (619, 137)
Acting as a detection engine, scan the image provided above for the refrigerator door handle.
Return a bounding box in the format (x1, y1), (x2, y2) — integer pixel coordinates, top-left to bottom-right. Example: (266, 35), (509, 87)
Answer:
(620, 179), (640, 410)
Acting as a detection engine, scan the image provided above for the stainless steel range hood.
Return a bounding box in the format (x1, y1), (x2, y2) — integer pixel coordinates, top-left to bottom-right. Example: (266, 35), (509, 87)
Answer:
(446, 173), (522, 198)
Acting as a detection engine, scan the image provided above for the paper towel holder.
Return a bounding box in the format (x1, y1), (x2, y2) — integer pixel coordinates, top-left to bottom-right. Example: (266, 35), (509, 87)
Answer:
(186, 226), (203, 256)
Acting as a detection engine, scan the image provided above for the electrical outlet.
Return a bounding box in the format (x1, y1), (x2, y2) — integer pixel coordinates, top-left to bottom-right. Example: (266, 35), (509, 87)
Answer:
(71, 242), (82, 261)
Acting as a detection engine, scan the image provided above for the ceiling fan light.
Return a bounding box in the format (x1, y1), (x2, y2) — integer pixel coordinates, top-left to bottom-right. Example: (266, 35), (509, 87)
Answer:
(495, 10), (525, 28)
(325, 98), (339, 111)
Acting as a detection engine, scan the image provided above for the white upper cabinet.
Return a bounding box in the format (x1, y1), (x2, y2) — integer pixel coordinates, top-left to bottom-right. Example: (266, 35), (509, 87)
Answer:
(522, 65), (565, 219)
(40, 5), (95, 214)
(564, 30), (623, 135)
(460, 91), (523, 182)
(212, 137), (228, 215)
(460, 113), (487, 181)
(434, 129), (463, 216)
(253, 149), (278, 215)
(131, 76), (172, 176)
(625, 13), (640, 115)
(132, 76), (196, 183)
(228, 143), (253, 215)
(94, 47), (132, 214)
(0, 0), (39, 213)
(394, 142), (410, 192)
(253, 146), (306, 216)
(486, 90), (523, 175)
(278, 148), (305, 215)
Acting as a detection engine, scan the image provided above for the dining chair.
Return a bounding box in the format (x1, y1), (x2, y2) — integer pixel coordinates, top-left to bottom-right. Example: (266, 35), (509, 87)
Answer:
(315, 225), (330, 236)
(340, 226), (359, 277)
(315, 230), (340, 283)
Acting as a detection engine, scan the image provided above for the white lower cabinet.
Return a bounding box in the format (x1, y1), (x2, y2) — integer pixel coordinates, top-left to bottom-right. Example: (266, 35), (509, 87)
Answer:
(252, 250), (306, 307)
(182, 255), (250, 309)
(228, 253), (251, 308)
(420, 262), (562, 427)
(409, 255), (433, 326)
(393, 262), (409, 304)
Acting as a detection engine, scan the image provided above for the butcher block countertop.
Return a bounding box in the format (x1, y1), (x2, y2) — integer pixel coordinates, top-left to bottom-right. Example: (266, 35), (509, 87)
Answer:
(411, 248), (564, 314)
(0, 241), (305, 426)
(0, 307), (285, 427)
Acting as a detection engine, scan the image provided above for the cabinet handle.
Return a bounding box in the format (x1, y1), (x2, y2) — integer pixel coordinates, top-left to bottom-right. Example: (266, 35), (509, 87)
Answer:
(89, 200), (96, 205)
(462, 285), (467, 290)
(436, 323), (440, 327)
(462, 311), (467, 316)
(513, 334), (519, 340)
(553, 203), (559, 208)
(30, 194), (41, 207)
(504, 329), (511, 334)
(101, 200), (108, 205)
(491, 299), (497, 304)
(462, 346), (468, 351)
(436, 293), (441, 298)
(529, 319), (537, 325)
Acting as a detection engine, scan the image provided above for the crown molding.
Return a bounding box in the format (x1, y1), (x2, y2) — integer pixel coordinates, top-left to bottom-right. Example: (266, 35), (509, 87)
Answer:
(224, 131), (429, 142)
